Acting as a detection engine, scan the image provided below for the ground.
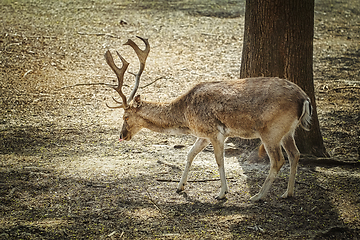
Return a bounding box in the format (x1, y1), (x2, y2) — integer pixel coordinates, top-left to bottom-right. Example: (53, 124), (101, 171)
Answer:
(0, 0), (360, 239)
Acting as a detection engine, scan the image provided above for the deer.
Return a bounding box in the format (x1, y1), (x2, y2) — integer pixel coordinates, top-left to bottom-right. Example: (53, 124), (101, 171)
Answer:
(103, 36), (312, 201)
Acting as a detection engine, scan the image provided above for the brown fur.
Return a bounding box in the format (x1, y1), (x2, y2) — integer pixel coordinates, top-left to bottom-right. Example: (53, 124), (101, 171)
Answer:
(122, 78), (309, 139)
(258, 144), (267, 158)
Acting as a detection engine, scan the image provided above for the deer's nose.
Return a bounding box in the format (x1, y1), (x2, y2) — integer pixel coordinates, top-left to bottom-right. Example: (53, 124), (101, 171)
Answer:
(119, 132), (125, 142)
(120, 131), (131, 141)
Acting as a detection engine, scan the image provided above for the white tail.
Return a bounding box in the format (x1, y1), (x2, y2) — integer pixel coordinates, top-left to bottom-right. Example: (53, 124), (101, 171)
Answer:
(300, 99), (312, 131)
(103, 37), (312, 201)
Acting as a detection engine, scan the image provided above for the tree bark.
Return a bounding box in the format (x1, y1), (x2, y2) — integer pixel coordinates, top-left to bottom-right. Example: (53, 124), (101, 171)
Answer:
(240, 0), (327, 156)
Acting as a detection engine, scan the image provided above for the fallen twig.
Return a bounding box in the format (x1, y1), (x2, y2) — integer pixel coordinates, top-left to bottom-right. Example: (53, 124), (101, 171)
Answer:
(77, 32), (120, 39)
(56, 82), (117, 91)
(27, 35), (57, 39)
(299, 157), (360, 167)
(247, 225), (265, 233)
(23, 69), (33, 78)
(330, 86), (360, 91)
(157, 160), (181, 171)
(107, 231), (117, 237)
(5, 42), (21, 52)
(144, 186), (163, 214)
(156, 177), (234, 183)
(56, 76), (165, 91)
(296, 181), (328, 191)
(140, 76), (166, 88)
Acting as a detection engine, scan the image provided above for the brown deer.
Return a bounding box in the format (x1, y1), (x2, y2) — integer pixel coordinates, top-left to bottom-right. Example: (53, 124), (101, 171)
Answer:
(104, 36), (312, 201)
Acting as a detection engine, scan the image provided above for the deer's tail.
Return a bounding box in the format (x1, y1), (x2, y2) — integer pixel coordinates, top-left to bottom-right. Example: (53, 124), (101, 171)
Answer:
(299, 98), (312, 131)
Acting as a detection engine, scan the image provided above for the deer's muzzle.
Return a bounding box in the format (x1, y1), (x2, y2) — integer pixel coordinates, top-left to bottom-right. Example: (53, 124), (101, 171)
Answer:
(120, 127), (131, 141)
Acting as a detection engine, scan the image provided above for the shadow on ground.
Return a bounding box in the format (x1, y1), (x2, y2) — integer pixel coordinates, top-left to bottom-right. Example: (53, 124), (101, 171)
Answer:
(1, 158), (359, 239)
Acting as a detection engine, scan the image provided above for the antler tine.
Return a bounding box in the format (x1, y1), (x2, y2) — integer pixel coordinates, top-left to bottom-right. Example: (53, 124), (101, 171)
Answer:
(124, 36), (150, 102)
(104, 97), (124, 109)
(104, 50), (129, 108)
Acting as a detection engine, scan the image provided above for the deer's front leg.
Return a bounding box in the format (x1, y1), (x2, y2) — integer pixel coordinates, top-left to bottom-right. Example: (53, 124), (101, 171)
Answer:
(211, 135), (228, 200)
(177, 138), (210, 193)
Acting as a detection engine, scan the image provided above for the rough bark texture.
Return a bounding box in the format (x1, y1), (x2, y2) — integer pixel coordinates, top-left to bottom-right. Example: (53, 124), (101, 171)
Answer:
(240, 0), (327, 156)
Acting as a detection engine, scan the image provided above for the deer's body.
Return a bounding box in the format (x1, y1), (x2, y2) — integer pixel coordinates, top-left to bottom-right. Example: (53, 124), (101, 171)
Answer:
(130, 78), (308, 140)
(104, 37), (312, 201)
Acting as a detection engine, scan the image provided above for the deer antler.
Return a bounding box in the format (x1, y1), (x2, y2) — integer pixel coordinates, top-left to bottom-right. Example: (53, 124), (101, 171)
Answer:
(124, 36), (150, 102)
(105, 36), (150, 108)
(104, 50), (129, 108)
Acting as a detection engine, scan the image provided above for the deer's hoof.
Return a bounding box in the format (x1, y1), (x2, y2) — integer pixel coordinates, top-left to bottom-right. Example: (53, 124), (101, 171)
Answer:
(176, 188), (183, 194)
(249, 194), (262, 202)
(215, 192), (227, 200)
(281, 191), (293, 199)
(215, 195), (227, 201)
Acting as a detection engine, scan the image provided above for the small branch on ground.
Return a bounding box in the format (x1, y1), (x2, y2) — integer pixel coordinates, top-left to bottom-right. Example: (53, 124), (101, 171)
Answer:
(56, 82), (118, 91)
(330, 86), (360, 91)
(56, 76), (165, 91)
(140, 76), (166, 89)
(156, 177), (234, 183)
(23, 70), (33, 78)
(157, 160), (182, 171)
(77, 32), (120, 39)
(300, 156), (360, 166)
(296, 181), (328, 191)
(143, 186), (163, 214)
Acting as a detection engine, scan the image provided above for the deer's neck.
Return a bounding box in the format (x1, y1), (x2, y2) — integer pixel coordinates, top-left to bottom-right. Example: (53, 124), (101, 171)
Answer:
(137, 100), (191, 135)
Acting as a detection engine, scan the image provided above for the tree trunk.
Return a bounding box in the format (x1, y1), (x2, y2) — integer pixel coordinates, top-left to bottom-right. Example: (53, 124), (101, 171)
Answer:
(240, 0), (327, 156)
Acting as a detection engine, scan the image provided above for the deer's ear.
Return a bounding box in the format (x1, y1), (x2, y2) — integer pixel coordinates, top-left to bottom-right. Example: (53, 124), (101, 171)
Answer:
(134, 95), (142, 108)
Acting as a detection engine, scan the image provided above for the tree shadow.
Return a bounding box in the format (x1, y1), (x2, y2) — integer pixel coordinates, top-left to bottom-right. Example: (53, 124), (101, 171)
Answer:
(1, 155), (359, 239)
(0, 124), (119, 157)
(235, 149), (360, 239)
(126, 0), (245, 18)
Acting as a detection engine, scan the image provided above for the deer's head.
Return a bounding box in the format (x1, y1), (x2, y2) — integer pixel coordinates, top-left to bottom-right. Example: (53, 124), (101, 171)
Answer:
(119, 95), (147, 141)
(104, 36), (150, 142)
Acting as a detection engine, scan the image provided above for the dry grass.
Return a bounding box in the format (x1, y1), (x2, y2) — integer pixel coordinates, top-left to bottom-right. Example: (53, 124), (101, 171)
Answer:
(1, 0), (359, 239)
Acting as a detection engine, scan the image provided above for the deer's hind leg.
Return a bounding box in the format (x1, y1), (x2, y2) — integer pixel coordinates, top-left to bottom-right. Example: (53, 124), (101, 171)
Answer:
(177, 138), (210, 193)
(250, 142), (285, 201)
(281, 132), (300, 198)
(210, 134), (228, 200)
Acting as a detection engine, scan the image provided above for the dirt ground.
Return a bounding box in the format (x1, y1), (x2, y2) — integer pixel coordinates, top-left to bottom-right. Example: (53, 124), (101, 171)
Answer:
(1, 0), (359, 239)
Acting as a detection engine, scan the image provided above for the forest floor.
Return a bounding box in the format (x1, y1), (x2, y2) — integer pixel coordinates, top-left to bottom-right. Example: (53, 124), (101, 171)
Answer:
(1, 0), (359, 239)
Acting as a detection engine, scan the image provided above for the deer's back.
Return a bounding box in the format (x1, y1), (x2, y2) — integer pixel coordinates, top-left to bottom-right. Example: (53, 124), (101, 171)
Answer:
(179, 77), (309, 138)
